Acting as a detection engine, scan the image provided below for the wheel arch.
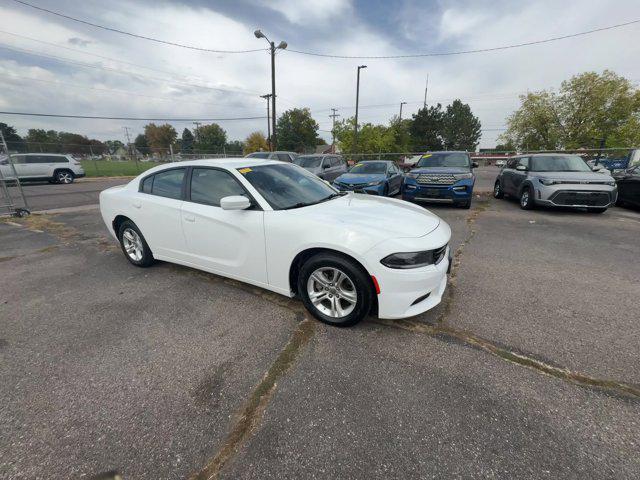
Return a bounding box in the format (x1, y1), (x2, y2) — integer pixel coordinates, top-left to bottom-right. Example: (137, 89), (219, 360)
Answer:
(112, 214), (132, 237)
(288, 247), (378, 313)
(518, 180), (535, 198)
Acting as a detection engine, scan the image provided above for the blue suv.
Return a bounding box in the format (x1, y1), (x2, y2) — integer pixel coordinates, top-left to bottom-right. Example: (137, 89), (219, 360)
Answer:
(402, 151), (477, 208)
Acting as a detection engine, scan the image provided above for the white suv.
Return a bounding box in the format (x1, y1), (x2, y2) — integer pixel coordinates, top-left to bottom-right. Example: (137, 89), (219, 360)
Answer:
(0, 153), (85, 184)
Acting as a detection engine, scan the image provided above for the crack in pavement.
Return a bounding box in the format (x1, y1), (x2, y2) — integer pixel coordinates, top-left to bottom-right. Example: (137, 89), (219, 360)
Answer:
(377, 196), (640, 403)
(189, 316), (316, 480)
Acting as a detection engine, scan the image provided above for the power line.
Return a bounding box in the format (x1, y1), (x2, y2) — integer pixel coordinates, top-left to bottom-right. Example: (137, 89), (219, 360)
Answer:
(286, 19), (640, 59)
(10, 0), (267, 54)
(0, 111), (266, 121)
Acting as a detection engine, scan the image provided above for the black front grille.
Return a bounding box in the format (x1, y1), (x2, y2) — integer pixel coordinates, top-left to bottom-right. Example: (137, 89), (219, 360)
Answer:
(433, 244), (447, 265)
(550, 191), (610, 207)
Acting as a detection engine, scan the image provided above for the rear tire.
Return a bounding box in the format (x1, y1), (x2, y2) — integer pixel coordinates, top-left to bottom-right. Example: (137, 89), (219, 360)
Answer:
(493, 180), (504, 199)
(520, 186), (534, 210)
(55, 170), (75, 184)
(458, 199), (471, 209)
(298, 252), (373, 327)
(118, 220), (154, 267)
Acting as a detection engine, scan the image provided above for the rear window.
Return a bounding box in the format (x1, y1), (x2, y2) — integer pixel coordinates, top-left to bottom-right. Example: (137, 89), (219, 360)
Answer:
(150, 168), (185, 199)
(247, 152), (270, 159)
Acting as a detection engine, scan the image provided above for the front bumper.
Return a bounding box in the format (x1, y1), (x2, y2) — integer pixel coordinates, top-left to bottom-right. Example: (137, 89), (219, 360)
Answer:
(333, 182), (385, 195)
(534, 182), (617, 208)
(402, 178), (474, 204)
(367, 221), (451, 319)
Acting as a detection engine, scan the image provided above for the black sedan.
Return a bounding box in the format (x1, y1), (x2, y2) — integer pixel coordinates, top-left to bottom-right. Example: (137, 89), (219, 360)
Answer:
(614, 165), (640, 208)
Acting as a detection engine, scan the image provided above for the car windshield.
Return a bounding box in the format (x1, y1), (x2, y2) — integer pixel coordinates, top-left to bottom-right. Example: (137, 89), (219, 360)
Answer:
(349, 162), (387, 174)
(246, 152), (270, 159)
(297, 156), (323, 168)
(531, 155), (592, 172)
(417, 153), (470, 168)
(238, 163), (341, 210)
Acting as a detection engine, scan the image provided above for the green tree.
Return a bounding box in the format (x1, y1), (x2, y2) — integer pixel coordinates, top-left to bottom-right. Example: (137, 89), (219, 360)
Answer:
(0, 123), (26, 152)
(276, 108), (320, 152)
(194, 123), (227, 153)
(409, 105), (445, 151)
(134, 134), (150, 155)
(225, 140), (244, 155)
(25, 129), (60, 152)
(243, 131), (269, 154)
(181, 128), (194, 153)
(144, 123), (177, 153)
(501, 70), (640, 150)
(441, 99), (482, 151)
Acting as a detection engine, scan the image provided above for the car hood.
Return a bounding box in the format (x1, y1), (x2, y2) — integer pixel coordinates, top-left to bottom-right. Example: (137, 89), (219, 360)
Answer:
(410, 166), (470, 174)
(335, 173), (386, 184)
(533, 171), (614, 182)
(286, 193), (441, 238)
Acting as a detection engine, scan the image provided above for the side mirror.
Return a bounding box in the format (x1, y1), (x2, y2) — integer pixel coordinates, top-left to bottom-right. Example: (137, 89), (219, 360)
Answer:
(471, 161), (479, 168)
(516, 165), (527, 171)
(323, 163), (330, 169)
(220, 195), (251, 211)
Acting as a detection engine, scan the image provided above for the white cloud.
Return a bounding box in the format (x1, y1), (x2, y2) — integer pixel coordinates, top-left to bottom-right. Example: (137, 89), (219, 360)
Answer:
(264, 0), (352, 24)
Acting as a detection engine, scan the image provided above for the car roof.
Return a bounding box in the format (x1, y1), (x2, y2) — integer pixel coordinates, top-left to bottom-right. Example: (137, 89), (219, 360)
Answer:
(355, 160), (393, 163)
(512, 153), (579, 158)
(154, 157), (283, 169)
(20, 152), (68, 156)
(422, 151), (468, 154)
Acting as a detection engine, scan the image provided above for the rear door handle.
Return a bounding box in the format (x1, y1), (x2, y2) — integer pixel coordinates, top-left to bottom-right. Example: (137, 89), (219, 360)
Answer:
(184, 214), (195, 222)
(132, 202), (142, 209)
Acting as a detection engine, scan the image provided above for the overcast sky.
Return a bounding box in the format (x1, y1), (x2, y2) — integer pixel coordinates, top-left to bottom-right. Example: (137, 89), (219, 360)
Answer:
(1, 0), (639, 149)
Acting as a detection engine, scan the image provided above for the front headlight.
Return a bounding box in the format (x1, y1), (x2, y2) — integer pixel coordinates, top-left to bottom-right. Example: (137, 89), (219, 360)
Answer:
(538, 178), (558, 186)
(406, 173), (419, 179)
(606, 181), (616, 186)
(366, 181), (382, 186)
(381, 250), (435, 269)
(453, 172), (473, 180)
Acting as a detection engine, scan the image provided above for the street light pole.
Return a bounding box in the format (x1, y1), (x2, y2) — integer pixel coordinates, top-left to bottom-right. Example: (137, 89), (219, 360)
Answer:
(260, 94), (272, 150)
(399, 102), (407, 121)
(353, 65), (367, 156)
(255, 30), (287, 151)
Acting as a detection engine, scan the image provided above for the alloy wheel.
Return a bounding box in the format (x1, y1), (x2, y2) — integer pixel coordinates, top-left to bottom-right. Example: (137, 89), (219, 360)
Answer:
(521, 190), (529, 207)
(306, 267), (357, 318)
(494, 182), (500, 196)
(122, 228), (144, 262)
(57, 172), (73, 184)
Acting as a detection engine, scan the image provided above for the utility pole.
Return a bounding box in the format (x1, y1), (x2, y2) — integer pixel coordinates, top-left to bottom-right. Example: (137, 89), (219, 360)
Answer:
(254, 30), (287, 151)
(353, 65), (367, 156)
(329, 108), (340, 153)
(192, 121), (202, 141)
(423, 74), (429, 108)
(261, 94), (272, 150)
(399, 102), (407, 121)
(123, 126), (139, 170)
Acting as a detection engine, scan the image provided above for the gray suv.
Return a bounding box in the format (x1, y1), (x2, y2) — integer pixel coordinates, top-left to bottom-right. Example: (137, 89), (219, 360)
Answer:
(493, 154), (617, 213)
(294, 154), (348, 181)
(245, 151), (298, 163)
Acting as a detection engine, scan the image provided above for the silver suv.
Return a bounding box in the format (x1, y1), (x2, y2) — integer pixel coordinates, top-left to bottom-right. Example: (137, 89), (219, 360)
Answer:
(493, 154), (617, 213)
(294, 154), (348, 181)
(0, 153), (85, 184)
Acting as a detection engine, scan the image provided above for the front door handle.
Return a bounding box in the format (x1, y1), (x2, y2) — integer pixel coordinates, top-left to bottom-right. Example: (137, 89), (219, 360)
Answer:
(184, 214), (195, 222)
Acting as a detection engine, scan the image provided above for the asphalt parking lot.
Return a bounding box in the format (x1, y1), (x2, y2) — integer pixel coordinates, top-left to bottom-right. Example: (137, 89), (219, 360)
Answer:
(1, 175), (639, 479)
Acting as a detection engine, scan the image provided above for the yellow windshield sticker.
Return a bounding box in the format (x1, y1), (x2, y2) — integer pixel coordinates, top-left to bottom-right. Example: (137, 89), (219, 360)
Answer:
(421, 154), (432, 159)
(238, 168), (252, 174)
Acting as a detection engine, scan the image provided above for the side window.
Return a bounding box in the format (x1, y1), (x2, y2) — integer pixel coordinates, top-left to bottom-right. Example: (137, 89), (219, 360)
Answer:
(277, 154), (291, 162)
(151, 168), (185, 199)
(45, 155), (67, 163)
(10, 155), (26, 164)
(517, 157), (530, 169)
(141, 175), (154, 193)
(190, 168), (246, 207)
(25, 155), (43, 164)
(336, 156), (345, 167)
(507, 158), (518, 169)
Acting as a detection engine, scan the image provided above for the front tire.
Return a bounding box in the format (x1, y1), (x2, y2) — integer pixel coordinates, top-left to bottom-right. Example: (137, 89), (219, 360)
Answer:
(382, 183), (389, 196)
(55, 170), (75, 184)
(493, 180), (504, 199)
(298, 252), (374, 327)
(118, 220), (154, 267)
(520, 186), (534, 210)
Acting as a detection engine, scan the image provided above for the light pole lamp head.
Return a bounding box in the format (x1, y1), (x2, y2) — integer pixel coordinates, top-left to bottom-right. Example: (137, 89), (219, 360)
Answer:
(359, 65), (367, 70)
(254, 29), (265, 39)
(277, 41), (288, 50)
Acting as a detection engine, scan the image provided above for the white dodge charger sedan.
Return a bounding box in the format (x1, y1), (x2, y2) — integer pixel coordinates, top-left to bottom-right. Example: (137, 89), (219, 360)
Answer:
(99, 159), (451, 327)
